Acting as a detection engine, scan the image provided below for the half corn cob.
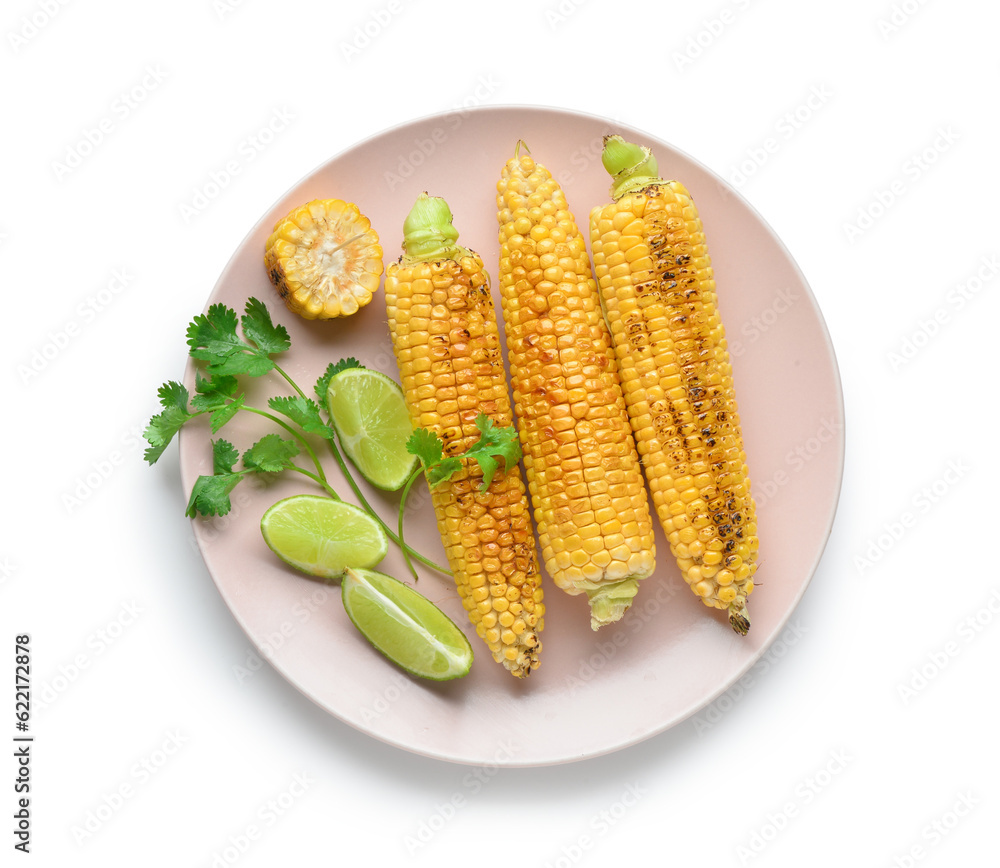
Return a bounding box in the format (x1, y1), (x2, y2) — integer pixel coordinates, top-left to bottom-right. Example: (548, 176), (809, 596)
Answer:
(496, 144), (656, 630)
(264, 198), (383, 320)
(589, 136), (758, 635)
(384, 192), (544, 676)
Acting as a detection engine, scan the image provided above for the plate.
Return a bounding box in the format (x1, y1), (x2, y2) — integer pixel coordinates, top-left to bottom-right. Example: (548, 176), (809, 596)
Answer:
(179, 105), (844, 767)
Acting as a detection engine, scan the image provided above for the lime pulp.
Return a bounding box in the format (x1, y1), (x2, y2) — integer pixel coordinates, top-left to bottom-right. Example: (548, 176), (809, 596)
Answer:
(326, 367), (418, 491)
(260, 494), (388, 579)
(341, 568), (473, 681)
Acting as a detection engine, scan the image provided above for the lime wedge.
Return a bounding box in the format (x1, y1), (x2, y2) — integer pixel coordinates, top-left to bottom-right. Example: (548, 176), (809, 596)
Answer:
(326, 367), (418, 491)
(261, 495), (387, 579)
(341, 568), (473, 681)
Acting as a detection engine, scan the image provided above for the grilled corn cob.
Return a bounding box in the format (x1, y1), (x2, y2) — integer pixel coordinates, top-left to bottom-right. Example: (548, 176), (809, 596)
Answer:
(496, 144), (656, 630)
(264, 198), (383, 319)
(384, 192), (544, 676)
(589, 135), (758, 635)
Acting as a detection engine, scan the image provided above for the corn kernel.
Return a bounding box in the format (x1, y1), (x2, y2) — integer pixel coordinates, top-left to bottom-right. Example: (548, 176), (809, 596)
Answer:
(717, 586), (737, 604)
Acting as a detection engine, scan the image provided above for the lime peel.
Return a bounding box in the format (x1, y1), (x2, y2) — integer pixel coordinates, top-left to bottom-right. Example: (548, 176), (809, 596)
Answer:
(341, 568), (473, 681)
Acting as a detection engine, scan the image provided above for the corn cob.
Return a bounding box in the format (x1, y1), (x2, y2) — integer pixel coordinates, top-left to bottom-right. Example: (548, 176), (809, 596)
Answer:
(496, 144), (656, 630)
(589, 136), (758, 635)
(264, 198), (383, 320)
(384, 192), (544, 676)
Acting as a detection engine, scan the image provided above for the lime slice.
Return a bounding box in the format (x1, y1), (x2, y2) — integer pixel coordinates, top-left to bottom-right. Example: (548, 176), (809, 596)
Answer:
(261, 495), (388, 579)
(326, 367), (418, 491)
(341, 568), (473, 681)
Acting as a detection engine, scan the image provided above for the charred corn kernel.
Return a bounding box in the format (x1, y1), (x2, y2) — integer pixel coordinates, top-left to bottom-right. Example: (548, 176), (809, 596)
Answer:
(264, 198), (383, 320)
(384, 192), (544, 677)
(496, 143), (656, 630)
(590, 135), (759, 636)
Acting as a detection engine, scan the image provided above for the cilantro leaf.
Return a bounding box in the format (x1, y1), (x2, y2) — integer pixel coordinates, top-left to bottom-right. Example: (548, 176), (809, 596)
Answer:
(465, 414), (522, 490)
(268, 396), (334, 439)
(209, 394), (244, 433)
(191, 371), (239, 411)
(242, 434), (299, 473)
(186, 303), (243, 364)
(158, 381), (190, 412)
(427, 456), (463, 488)
(407, 414), (521, 491)
(143, 411), (189, 464)
(189, 392), (225, 412)
(143, 381), (193, 464)
(186, 301), (277, 378)
(183, 440), (246, 516)
(406, 428), (455, 487)
(203, 350), (275, 379)
(185, 472), (243, 517)
(241, 298), (290, 356)
(212, 439), (240, 474)
(189, 374), (245, 432)
(314, 357), (363, 404)
(406, 427), (444, 467)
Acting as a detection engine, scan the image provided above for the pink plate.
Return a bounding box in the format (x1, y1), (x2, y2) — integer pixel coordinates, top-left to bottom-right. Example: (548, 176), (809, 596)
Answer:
(179, 105), (844, 766)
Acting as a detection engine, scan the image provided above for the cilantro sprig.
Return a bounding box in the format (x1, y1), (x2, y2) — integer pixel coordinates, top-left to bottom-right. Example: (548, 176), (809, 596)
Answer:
(395, 414), (522, 579)
(144, 298), (445, 574)
(406, 415), (521, 491)
(184, 435), (300, 517)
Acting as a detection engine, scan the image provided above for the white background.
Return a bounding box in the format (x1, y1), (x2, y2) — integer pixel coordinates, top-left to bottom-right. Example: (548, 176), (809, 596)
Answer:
(3, 0), (997, 865)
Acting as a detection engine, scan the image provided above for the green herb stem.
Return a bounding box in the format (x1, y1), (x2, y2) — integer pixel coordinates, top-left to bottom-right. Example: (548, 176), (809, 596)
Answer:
(271, 361), (309, 401)
(286, 465), (339, 497)
(242, 405), (337, 496)
(397, 467), (424, 582)
(322, 436), (450, 577)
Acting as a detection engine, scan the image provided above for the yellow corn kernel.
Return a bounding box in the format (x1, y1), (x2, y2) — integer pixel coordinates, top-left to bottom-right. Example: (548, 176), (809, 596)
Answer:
(590, 136), (759, 636)
(496, 144), (656, 630)
(384, 193), (544, 676)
